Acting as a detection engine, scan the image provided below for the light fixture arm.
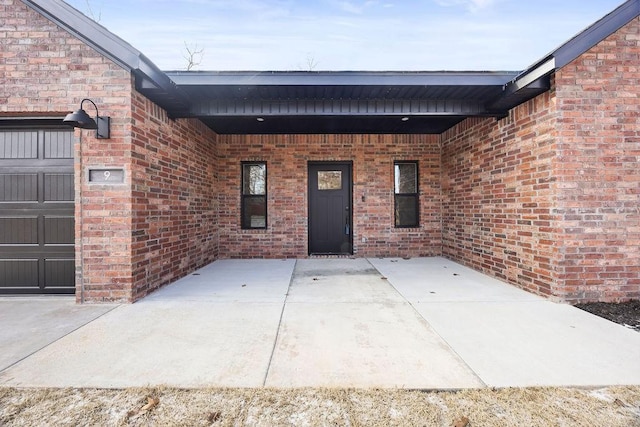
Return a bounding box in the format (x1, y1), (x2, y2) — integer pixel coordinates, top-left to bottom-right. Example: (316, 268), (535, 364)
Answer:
(62, 98), (111, 139)
(80, 98), (100, 117)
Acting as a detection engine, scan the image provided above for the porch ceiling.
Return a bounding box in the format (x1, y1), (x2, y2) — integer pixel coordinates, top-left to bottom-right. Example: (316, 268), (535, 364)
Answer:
(164, 71), (536, 134)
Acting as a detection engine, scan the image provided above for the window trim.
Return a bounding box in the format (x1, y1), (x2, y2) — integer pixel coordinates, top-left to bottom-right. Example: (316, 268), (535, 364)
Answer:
(393, 160), (419, 228)
(241, 161), (267, 230)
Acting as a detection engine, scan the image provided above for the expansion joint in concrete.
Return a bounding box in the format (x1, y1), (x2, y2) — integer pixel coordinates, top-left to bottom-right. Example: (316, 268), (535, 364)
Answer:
(262, 259), (296, 386)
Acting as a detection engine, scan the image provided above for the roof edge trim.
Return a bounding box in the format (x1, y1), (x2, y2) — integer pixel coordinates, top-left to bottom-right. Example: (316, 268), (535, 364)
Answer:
(552, 0), (640, 69)
(490, 0), (638, 112)
(511, 0), (639, 87)
(506, 57), (555, 95)
(166, 71), (519, 87)
(20, 0), (186, 106)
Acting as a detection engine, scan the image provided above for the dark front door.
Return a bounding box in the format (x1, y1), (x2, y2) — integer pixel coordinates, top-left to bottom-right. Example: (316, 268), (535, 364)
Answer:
(0, 127), (75, 294)
(308, 162), (352, 255)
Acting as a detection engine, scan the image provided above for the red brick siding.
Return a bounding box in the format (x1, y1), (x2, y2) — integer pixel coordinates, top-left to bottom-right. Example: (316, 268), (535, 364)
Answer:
(217, 134), (442, 258)
(2, 0), (135, 302)
(129, 94), (218, 301)
(1, 1), (129, 116)
(5, 0), (638, 303)
(441, 92), (560, 298)
(2, 0), (219, 302)
(553, 17), (640, 302)
(442, 17), (640, 303)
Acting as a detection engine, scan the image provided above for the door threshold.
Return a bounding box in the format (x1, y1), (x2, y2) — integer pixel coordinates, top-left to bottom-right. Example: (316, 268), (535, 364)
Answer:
(309, 253), (355, 258)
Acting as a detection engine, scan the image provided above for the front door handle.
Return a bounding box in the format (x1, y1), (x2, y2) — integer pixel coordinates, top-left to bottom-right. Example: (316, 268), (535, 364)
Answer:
(345, 208), (350, 235)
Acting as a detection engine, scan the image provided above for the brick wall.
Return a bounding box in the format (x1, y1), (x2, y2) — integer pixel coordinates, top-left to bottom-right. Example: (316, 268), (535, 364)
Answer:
(129, 94), (218, 301)
(441, 92), (560, 298)
(553, 17), (640, 302)
(2, 0), (135, 302)
(442, 17), (640, 302)
(5, 0), (637, 303)
(2, 0), (219, 302)
(217, 134), (442, 258)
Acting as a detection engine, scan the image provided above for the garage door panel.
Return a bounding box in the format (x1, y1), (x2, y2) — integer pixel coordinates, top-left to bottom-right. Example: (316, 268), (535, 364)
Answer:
(44, 216), (74, 245)
(0, 128), (74, 294)
(0, 217), (38, 244)
(0, 173), (39, 201)
(0, 259), (39, 288)
(45, 259), (75, 287)
(0, 131), (38, 159)
(44, 131), (73, 159)
(44, 173), (74, 201)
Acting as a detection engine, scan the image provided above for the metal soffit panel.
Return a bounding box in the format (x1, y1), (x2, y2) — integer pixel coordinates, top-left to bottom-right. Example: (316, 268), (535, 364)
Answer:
(199, 115), (466, 135)
(176, 84), (506, 101)
(166, 71), (522, 134)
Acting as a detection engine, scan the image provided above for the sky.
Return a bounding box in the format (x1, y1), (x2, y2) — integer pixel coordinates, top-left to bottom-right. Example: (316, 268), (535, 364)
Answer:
(63, 0), (626, 72)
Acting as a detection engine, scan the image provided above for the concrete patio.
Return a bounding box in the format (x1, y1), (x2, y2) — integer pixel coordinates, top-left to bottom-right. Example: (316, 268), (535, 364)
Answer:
(0, 257), (638, 389)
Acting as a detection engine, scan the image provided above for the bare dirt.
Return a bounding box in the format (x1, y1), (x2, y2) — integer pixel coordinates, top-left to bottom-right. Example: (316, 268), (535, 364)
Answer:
(1, 386), (639, 426)
(575, 300), (640, 332)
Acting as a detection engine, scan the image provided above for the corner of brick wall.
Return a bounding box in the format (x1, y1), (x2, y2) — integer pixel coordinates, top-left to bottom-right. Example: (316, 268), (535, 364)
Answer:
(129, 93), (219, 301)
(441, 91), (561, 299)
(553, 17), (640, 302)
(441, 17), (640, 303)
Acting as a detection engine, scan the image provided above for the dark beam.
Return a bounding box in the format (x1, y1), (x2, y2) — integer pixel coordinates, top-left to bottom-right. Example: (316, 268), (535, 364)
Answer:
(486, 76), (550, 112)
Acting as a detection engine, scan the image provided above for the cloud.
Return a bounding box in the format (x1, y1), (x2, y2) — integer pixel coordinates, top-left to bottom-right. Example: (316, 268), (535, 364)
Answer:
(336, 1), (364, 14)
(64, 0), (624, 71)
(333, 0), (381, 15)
(434, 0), (496, 13)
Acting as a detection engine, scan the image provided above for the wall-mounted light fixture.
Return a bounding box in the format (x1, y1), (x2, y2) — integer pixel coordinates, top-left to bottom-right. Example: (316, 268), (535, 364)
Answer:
(63, 98), (110, 139)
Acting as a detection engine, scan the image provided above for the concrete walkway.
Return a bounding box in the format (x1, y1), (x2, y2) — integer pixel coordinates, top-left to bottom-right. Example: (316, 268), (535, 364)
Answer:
(0, 257), (638, 389)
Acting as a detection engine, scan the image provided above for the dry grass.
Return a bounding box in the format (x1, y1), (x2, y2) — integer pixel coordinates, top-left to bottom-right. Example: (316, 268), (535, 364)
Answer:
(1, 386), (639, 426)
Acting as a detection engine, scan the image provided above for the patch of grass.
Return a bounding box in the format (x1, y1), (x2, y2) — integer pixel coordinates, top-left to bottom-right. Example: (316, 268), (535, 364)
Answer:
(1, 386), (639, 426)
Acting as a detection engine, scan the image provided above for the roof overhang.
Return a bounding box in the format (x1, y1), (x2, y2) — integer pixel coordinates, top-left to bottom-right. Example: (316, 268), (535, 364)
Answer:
(21, 0), (639, 135)
(166, 71), (529, 134)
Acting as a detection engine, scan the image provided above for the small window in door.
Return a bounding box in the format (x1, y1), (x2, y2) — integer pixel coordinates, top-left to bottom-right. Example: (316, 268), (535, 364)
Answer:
(317, 171), (342, 190)
(394, 161), (419, 227)
(241, 162), (267, 229)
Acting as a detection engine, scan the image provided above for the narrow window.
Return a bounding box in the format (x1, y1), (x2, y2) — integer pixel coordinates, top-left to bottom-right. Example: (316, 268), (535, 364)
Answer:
(394, 161), (419, 227)
(241, 162), (267, 229)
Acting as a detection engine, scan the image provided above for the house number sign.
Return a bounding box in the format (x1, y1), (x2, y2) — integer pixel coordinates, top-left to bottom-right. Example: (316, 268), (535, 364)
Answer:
(88, 168), (125, 183)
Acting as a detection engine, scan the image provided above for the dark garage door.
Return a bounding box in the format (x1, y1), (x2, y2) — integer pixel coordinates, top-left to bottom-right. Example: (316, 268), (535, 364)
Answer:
(0, 128), (75, 294)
